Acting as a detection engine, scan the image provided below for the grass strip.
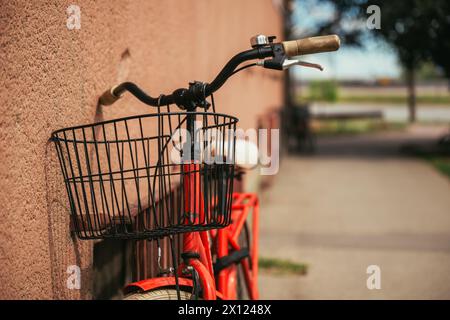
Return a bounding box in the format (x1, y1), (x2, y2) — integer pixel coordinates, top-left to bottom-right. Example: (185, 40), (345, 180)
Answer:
(259, 257), (308, 276)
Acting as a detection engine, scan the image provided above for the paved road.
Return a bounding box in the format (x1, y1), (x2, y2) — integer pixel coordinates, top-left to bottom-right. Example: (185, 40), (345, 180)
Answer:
(258, 125), (450, 299)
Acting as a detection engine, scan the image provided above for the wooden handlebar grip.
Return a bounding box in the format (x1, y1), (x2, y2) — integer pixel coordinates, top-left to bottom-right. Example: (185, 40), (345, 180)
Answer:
(99, 86), (122, 106)
(282, 35), (340, 56)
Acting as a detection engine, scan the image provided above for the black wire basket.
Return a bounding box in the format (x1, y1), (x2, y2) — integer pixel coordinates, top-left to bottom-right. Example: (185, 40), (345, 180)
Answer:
(51, 111), (238, 240)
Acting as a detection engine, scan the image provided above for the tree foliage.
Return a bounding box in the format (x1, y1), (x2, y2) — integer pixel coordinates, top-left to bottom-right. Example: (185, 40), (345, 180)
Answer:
(311, 0), (450, 76)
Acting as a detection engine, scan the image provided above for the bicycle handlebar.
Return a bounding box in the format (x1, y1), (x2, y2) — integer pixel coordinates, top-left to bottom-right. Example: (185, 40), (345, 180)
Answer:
(99, 47), (273, 108)
(99, 35), (340, 109)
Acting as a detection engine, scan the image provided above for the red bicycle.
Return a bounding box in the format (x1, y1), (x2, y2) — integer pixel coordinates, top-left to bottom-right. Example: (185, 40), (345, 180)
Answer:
(51, 34), (339, 300)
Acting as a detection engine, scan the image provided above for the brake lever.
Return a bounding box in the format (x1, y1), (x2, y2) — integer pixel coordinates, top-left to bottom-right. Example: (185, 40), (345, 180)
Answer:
(257, 58), (323, 71)
(282, 59), (324, 71)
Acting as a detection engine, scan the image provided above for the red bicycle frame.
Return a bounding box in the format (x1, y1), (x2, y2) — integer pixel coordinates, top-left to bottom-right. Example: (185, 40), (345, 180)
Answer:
(125, 165), (259, 300)
(213, 193), (259, 299)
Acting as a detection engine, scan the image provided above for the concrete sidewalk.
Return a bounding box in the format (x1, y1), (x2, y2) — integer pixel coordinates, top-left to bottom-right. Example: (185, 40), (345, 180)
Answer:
(258, 126), (450, 299)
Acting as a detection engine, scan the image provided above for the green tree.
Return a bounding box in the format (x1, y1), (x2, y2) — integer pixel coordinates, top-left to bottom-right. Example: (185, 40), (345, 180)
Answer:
(427, 0), (450, 89)
(308, 0), (450, 122)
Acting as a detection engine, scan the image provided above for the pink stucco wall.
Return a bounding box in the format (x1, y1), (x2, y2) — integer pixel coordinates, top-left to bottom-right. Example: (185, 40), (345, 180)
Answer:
(0, 0), (283, 299)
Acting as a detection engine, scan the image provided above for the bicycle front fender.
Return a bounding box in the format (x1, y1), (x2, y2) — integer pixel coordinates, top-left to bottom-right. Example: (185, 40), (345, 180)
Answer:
(123, 276), (224, 300)
(123, 277), (193, 295)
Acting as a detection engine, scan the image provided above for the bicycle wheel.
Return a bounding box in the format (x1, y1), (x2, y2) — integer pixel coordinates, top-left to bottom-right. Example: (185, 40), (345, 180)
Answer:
(124, 288), (192, 300)
(237, 221), (251, 300)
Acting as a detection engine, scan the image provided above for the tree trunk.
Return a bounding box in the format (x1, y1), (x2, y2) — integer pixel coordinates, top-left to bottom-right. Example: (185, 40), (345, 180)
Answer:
(283, 0), (293, 107)
(280, 0), (294, 156)
(406, 68), (416, 122)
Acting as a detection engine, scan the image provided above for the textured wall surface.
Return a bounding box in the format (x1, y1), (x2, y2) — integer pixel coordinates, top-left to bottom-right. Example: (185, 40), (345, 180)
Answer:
(0, 0), (283, 299)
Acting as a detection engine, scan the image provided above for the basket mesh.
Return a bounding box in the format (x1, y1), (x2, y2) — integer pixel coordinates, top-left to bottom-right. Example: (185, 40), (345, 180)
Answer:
(51, 112), (238, 240)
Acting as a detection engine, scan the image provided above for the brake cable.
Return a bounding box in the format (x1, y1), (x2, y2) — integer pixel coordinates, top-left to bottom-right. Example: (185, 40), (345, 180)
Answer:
(230, 63), (257, 76)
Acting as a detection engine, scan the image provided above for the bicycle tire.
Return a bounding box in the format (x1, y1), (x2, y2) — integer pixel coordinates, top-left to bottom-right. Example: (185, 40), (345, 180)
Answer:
(237, 221), (251, 300)
(124, 288), (192, 300)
